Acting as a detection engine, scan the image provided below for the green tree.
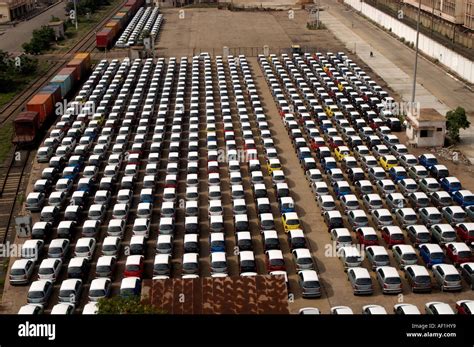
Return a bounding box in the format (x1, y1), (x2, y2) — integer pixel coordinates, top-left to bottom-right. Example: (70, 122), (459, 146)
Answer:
(446, 107), (470, 143)
(97, 296), (163, 314)
(22, 26), (55, 54)
(16, 55), (38, 75)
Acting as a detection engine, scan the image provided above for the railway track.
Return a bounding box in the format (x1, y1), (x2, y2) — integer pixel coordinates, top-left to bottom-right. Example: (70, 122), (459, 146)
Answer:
(0, 0), (127, 126)
(0, 148), (31, 243)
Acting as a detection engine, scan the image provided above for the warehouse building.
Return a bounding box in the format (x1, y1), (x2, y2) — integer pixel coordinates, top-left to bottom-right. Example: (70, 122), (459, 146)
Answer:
(0, 0), (34, 23)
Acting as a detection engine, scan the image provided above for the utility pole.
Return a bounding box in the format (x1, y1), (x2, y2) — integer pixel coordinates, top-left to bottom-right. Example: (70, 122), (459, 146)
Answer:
(73, 0), (78, 30)
(411, 0), (422, 104)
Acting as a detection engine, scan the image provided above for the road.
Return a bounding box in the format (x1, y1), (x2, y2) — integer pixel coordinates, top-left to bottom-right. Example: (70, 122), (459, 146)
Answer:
(319, 0), (474, 160)
(0, 1), (66, 54)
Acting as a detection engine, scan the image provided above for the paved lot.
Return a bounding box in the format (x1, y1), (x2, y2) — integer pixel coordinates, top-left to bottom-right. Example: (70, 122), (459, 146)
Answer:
(2, 7), (474, 315)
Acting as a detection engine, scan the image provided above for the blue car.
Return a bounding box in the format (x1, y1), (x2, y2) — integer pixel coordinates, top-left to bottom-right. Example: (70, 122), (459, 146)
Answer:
(62, 166), (80, 180)
(418, 154), (438, 169)
(209, 235), (225, 253)
(321, 158), (337, 173)
(453, 190), (474, 207)
(333, 182), (351, 198)
(388, 166), (407, 183)
(419, 244), (444, 268)
(140, 193), (154, 204)
(298, 148), (312, 162)
(279, 197), (296, 213)
(440, 177), (462, 195)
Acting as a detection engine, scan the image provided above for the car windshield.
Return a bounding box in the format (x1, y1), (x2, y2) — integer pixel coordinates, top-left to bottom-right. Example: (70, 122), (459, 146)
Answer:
(48, 247), (61, 255)
(464, 195), (474, 202)
(76, 246), (89, 253)
(96, 265), (110, 273)
(346, 256), (360, 263)
(431, 252), (444, 259)
(28, 291), (44, 299)
(304, 280), (320, 288)
(374, 254), (389, 262)
(90, 289), (106, 297)
(458, 251), (472, 258)
(402, 253), (417, 260)
(453, 212), (466, 219)
(445, 274), (461, 282)
(416, 275), (431, 283)
(443, 231), (456, 238)
(385, 277), (401, 284)
(270, 259), (284, 266)
(355, 278), (371, 285)
(11, 268), (25, 275)
(127, 265), (140, 272)
(59, 290), (75, 298)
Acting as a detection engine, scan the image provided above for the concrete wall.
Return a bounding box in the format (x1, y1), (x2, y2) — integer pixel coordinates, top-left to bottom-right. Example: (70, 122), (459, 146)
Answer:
(344, 0), (474, 84)
(0, 4), (12, 22)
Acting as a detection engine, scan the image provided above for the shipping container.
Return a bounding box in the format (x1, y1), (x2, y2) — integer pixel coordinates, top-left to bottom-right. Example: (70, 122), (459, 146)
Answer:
(59, 67), (79, 83)
(74, 52), (92, 72)
(13, 112), (39, 145)
(26, 94), (54, 125)
(96, 28), (115, 49)
(66, 59), (86, 81)
(50, 72), (73, 98)
(38, 84), (62, 106)
(105, 20), (121, 38)
(113, 14), (127, 28)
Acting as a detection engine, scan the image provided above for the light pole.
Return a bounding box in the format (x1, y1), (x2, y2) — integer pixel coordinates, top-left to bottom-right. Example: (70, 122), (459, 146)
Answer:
(411, 0), (422, 104)
(73, 0), (78, 30)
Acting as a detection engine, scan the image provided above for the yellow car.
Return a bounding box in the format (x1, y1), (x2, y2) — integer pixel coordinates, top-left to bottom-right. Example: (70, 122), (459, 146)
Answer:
(267, 159), (282, 174)
(324, 105), (334, 117)
(281, 212), (300, 232)
(92, 113), (105, 126)
(338, 83), (344, 91)
(379, 155), (398, 171)
(334, 146), (351, 162)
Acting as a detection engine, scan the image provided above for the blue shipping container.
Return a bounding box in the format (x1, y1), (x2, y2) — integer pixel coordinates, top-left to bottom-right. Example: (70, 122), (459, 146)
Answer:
(50, 74), (73, 98)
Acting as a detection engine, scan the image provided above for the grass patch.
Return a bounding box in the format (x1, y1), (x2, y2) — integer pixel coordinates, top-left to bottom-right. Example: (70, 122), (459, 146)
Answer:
(0, 92), (17, 108)
(0, 122), (14, 164)
(0, 60), (51, 108)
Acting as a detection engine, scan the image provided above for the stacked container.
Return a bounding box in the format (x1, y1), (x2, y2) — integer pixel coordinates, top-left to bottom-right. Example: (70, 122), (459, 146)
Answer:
(26, 94), (54, 125)
(37, 84), (62, 106)
(50, 70), (73, 98)
(96, 27), (115, 49)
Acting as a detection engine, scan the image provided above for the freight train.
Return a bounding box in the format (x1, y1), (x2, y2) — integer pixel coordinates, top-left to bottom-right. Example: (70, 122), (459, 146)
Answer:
(12, 53), (92, 147)
(96, 0), (145, 49)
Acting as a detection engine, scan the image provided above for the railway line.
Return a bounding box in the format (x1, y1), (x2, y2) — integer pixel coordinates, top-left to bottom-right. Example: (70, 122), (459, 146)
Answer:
(0, 0), (130, 245)
(0, 0), (128, 126)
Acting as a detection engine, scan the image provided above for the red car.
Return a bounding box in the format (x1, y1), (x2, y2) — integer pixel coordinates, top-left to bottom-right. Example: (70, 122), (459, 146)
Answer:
(310, 137), (326, 151)
(265, 250), (285, 272)
(328, 136), (344, 150)
(455, 223), (474, 244)
(356, 228), (379, 246)
(445, 242), (473, 266)
(124, 255), (144, 278)
(455, 300), (474, 315)
(381, 226), (405, 248)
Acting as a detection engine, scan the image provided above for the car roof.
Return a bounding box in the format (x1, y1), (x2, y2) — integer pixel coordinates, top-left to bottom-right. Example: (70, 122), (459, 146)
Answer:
(299, 270), (319, 281)
(183, 253), (198, 262)
(405, 265), (429, 275)
(76, 237), (94, 247)
(350, 267), (370, 278)
(394, 304), (420, 314)
(68, 257), (87, 267)
(50, 238), (68, 247)
(426, 302), (454, 314)
(60, 278), (81, 290)
(377, 266), (399, 277)
(97, 255), (115, 266)
(121, 276), (140, 288)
